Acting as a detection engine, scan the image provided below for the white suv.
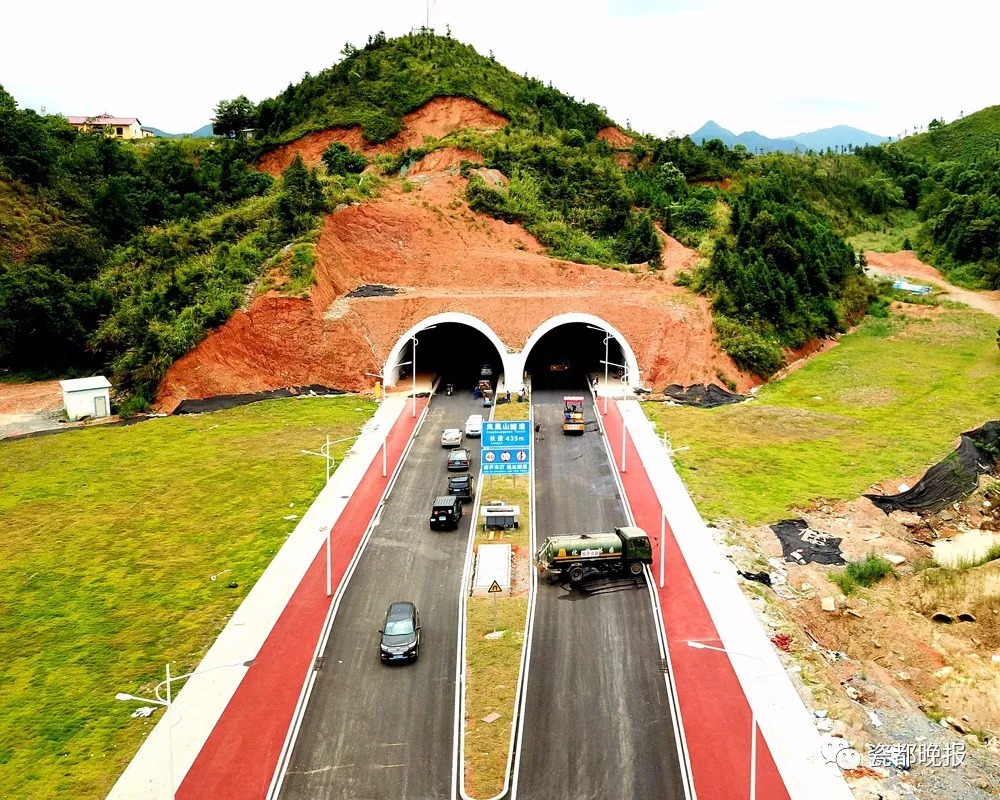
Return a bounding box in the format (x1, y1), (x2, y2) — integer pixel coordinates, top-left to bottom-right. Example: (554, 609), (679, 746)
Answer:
(441, 428), (463, 448)
(464, 414), (483, 437)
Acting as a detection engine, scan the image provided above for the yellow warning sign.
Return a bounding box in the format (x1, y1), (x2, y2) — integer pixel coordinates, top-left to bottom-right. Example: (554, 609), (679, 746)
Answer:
(488, 580), (503, 594)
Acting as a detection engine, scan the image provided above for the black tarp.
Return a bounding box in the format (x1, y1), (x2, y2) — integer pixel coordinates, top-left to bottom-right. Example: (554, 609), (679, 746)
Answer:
(770, 519), (846, 565)
(174, 385), (347, 414)
(865, 421), (1000, 514)
(664, 383), (746, 408)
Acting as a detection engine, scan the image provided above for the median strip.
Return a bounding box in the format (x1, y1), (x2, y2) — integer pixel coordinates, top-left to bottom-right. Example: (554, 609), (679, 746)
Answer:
(462, 400), (532, 799)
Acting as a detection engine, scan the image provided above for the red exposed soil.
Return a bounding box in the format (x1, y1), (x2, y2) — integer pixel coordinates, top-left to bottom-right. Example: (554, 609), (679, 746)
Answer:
(596, 126), (634, 148)
(0, 380), (62, 415)
(865, 250), (943, 282)
(158, 156), (756, 411)
(256, 97), (508, 176)
(866, 250), (1000, 318)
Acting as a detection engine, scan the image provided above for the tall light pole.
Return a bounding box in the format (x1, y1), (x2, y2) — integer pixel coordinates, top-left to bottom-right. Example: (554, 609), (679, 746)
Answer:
(116, 659), (254, 800)
(586, 324), (612, 415)
(410, 326), (437, 418)
(686, 641), (800, 800)
(365, 372), (390, 477)
(601, 357), (630, 472)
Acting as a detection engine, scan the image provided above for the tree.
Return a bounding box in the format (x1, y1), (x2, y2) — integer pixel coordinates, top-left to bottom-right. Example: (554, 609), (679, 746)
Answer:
(321, 142), (367, 175)
(276, 155), (326, 235)
(212, 95), (256, 138)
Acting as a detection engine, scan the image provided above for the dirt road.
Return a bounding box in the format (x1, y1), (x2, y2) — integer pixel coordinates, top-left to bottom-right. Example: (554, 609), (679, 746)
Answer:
(865, 250), (1000, 318)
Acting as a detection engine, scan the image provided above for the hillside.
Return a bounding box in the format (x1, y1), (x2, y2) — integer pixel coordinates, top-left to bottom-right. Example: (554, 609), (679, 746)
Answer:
(2, 32), (890, 408)
(252, 32), (613, 145)
(893, 105), (1000, 162)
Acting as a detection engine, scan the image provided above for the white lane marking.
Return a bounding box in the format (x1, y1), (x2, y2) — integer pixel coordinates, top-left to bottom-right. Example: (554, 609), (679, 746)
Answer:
(507, 398), (538, 800)
(453, 395), (498, 800)
(591, 391), (697, 800)
(266, 402), (431, 800)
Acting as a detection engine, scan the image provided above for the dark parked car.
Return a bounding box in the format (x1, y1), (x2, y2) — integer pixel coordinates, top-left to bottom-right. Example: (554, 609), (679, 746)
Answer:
(447, 448), (471, 471)
(447, 473), (476, 502)
(430, 495), (463, 530)
(379, 601), (420, 663)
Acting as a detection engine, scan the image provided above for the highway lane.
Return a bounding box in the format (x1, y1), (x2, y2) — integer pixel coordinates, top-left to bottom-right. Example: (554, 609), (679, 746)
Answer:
(513, 387), (685, 800)
(278, 391), (484, 800)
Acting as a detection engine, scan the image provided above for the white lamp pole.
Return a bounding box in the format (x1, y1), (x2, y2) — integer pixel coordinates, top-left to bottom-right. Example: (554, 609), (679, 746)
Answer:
(586, 325), (612, 416)
(411, 335), (418, 418)
(659, 512), (666, 588)
(686, 641), (798, 800)
(116, 660), (254, 800)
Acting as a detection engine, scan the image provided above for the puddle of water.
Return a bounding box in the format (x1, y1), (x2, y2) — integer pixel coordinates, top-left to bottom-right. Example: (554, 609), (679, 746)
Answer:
(932, 529), (1000, 568)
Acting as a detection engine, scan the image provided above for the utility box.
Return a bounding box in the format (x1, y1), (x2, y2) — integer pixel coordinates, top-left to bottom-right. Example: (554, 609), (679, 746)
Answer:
(59, 376), (112, 421)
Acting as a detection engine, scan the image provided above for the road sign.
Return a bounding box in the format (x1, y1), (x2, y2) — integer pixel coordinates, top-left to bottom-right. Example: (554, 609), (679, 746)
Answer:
(488, 580), (502, 594)
(481, 420), (531, 475)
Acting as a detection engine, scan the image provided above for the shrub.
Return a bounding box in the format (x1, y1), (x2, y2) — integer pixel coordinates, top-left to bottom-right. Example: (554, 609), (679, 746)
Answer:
(714, 316), (785, 377)
(831, 553), (894, 594)
(321, 143), (367, 175)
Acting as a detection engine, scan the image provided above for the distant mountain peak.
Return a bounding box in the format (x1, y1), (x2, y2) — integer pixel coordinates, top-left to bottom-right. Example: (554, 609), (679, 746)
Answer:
(688, 121), (887, 153)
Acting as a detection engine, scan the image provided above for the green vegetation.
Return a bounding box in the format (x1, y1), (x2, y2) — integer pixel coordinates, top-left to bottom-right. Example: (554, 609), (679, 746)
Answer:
(831, 553), (895, 594)
(644, 306), (1000, 524)
(248, 30), (613, 145)
(954, 542), (1000, 571)
(465, 401), (530, 799)
(0, 396), (375, 799)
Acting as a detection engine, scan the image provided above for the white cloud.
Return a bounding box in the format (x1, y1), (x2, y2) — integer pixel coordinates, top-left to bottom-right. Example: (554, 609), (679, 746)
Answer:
(2, 0), (996, 137)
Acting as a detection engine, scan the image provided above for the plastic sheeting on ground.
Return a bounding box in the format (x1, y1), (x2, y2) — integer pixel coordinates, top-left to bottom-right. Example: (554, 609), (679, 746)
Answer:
(865, 421), (1000, 514)
(174, 385), (346, 414)
(664, 383), (747, 408)
(770, 519), (846, 565)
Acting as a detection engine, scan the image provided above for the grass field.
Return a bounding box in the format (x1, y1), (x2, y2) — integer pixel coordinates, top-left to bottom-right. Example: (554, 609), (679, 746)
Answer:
(464, 400), (530, 799)
(645, 307), (1000, 525)
(0, 396), (375, 799)
(846, 209), (922, 253)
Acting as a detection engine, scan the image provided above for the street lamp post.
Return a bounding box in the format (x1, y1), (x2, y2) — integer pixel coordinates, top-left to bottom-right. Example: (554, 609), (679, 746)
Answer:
(302, 433), (365, 595)
(686, 641), (800, 800)
(116, 659), (254, 800)
(586, 325), (612, 416)
(601, 357), (630, 472)
(409, 325), (437, 418)
(365, 372), (390, 477)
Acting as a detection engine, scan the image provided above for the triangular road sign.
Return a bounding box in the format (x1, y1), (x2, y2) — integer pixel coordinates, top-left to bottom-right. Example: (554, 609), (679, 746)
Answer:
(488, 580), (503, 593)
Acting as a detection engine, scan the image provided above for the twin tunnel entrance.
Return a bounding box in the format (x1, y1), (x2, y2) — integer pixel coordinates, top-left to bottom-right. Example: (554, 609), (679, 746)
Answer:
(383, 312), (639, 394)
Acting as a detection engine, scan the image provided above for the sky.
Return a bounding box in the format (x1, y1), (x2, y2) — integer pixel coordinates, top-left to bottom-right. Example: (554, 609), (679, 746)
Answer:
(3, 0), (998, 138)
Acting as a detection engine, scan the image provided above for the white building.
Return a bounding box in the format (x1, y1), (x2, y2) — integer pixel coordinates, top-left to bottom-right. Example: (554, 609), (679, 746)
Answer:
(59, 376), (112, 421)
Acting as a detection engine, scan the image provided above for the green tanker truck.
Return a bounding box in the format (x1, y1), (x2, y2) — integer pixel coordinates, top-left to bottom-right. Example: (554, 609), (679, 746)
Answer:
(535, 526), (652, 583)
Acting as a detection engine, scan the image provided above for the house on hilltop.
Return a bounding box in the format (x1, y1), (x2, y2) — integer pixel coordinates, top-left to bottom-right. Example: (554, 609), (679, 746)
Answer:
(66, 113), (154, 140)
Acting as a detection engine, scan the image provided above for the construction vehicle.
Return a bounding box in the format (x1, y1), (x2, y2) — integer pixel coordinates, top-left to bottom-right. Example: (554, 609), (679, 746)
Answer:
(535, 526), (652, 583)
(562, 395), (585, 434)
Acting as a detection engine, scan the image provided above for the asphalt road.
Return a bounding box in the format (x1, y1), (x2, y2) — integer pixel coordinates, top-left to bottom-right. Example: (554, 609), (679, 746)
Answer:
(278, 391), (485, 800)
(513, 388), (685, 800)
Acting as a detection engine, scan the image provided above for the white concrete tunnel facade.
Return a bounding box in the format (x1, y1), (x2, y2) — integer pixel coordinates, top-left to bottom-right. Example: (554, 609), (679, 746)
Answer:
(382, 311), (641, 392)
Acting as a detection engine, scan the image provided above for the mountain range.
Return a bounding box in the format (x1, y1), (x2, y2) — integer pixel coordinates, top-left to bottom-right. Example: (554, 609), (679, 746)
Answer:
(689, 120), (888, 153)
(145, 123), (214, 139)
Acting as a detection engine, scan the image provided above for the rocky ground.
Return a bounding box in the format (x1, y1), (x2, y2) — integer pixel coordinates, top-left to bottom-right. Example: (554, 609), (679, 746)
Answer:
(716, 475), (1000, 799)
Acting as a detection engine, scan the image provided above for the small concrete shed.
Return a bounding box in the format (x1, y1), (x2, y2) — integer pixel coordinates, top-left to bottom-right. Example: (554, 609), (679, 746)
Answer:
(59, 376), (112, 421)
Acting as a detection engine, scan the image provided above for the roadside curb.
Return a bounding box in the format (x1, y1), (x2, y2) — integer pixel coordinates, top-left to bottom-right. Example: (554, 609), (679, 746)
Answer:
(610, 399), (854, 800)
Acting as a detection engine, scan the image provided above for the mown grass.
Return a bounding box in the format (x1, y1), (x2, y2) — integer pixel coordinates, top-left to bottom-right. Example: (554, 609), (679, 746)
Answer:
(831, 553), (895, 595)
(464, 402), (530, 799)
(644, 307), (1000, 524)
(0, 396), (375, 799)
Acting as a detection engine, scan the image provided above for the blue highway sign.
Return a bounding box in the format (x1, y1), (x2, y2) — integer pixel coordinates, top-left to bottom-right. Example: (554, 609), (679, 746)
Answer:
(481, 420), (531, 475)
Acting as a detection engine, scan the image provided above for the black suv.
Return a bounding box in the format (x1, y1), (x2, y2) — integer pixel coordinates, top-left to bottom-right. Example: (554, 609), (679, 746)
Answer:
(447, 474), (476, 502)
(430, 495), (463, 530)
(379, 601), (420, 663)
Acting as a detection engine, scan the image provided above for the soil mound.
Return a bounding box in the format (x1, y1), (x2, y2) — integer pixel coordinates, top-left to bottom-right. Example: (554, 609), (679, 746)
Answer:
(257, 97), (507, 176)
(596, 127), (634, 148)
(865, 250), (943, 282)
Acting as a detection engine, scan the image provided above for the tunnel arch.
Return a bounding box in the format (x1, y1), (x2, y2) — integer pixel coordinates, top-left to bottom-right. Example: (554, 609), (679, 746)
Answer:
(383, 312), (515, 387)
(517, 313), (641, 389)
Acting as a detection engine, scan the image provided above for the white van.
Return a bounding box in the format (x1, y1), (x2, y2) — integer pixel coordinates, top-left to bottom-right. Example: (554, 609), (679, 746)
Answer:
(465, 414), (483, 437)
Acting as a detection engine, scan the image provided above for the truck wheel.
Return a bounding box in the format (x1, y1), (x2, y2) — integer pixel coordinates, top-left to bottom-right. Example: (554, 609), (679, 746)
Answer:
(629, 561), (644, 576)
(568, 566), (585, 583)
